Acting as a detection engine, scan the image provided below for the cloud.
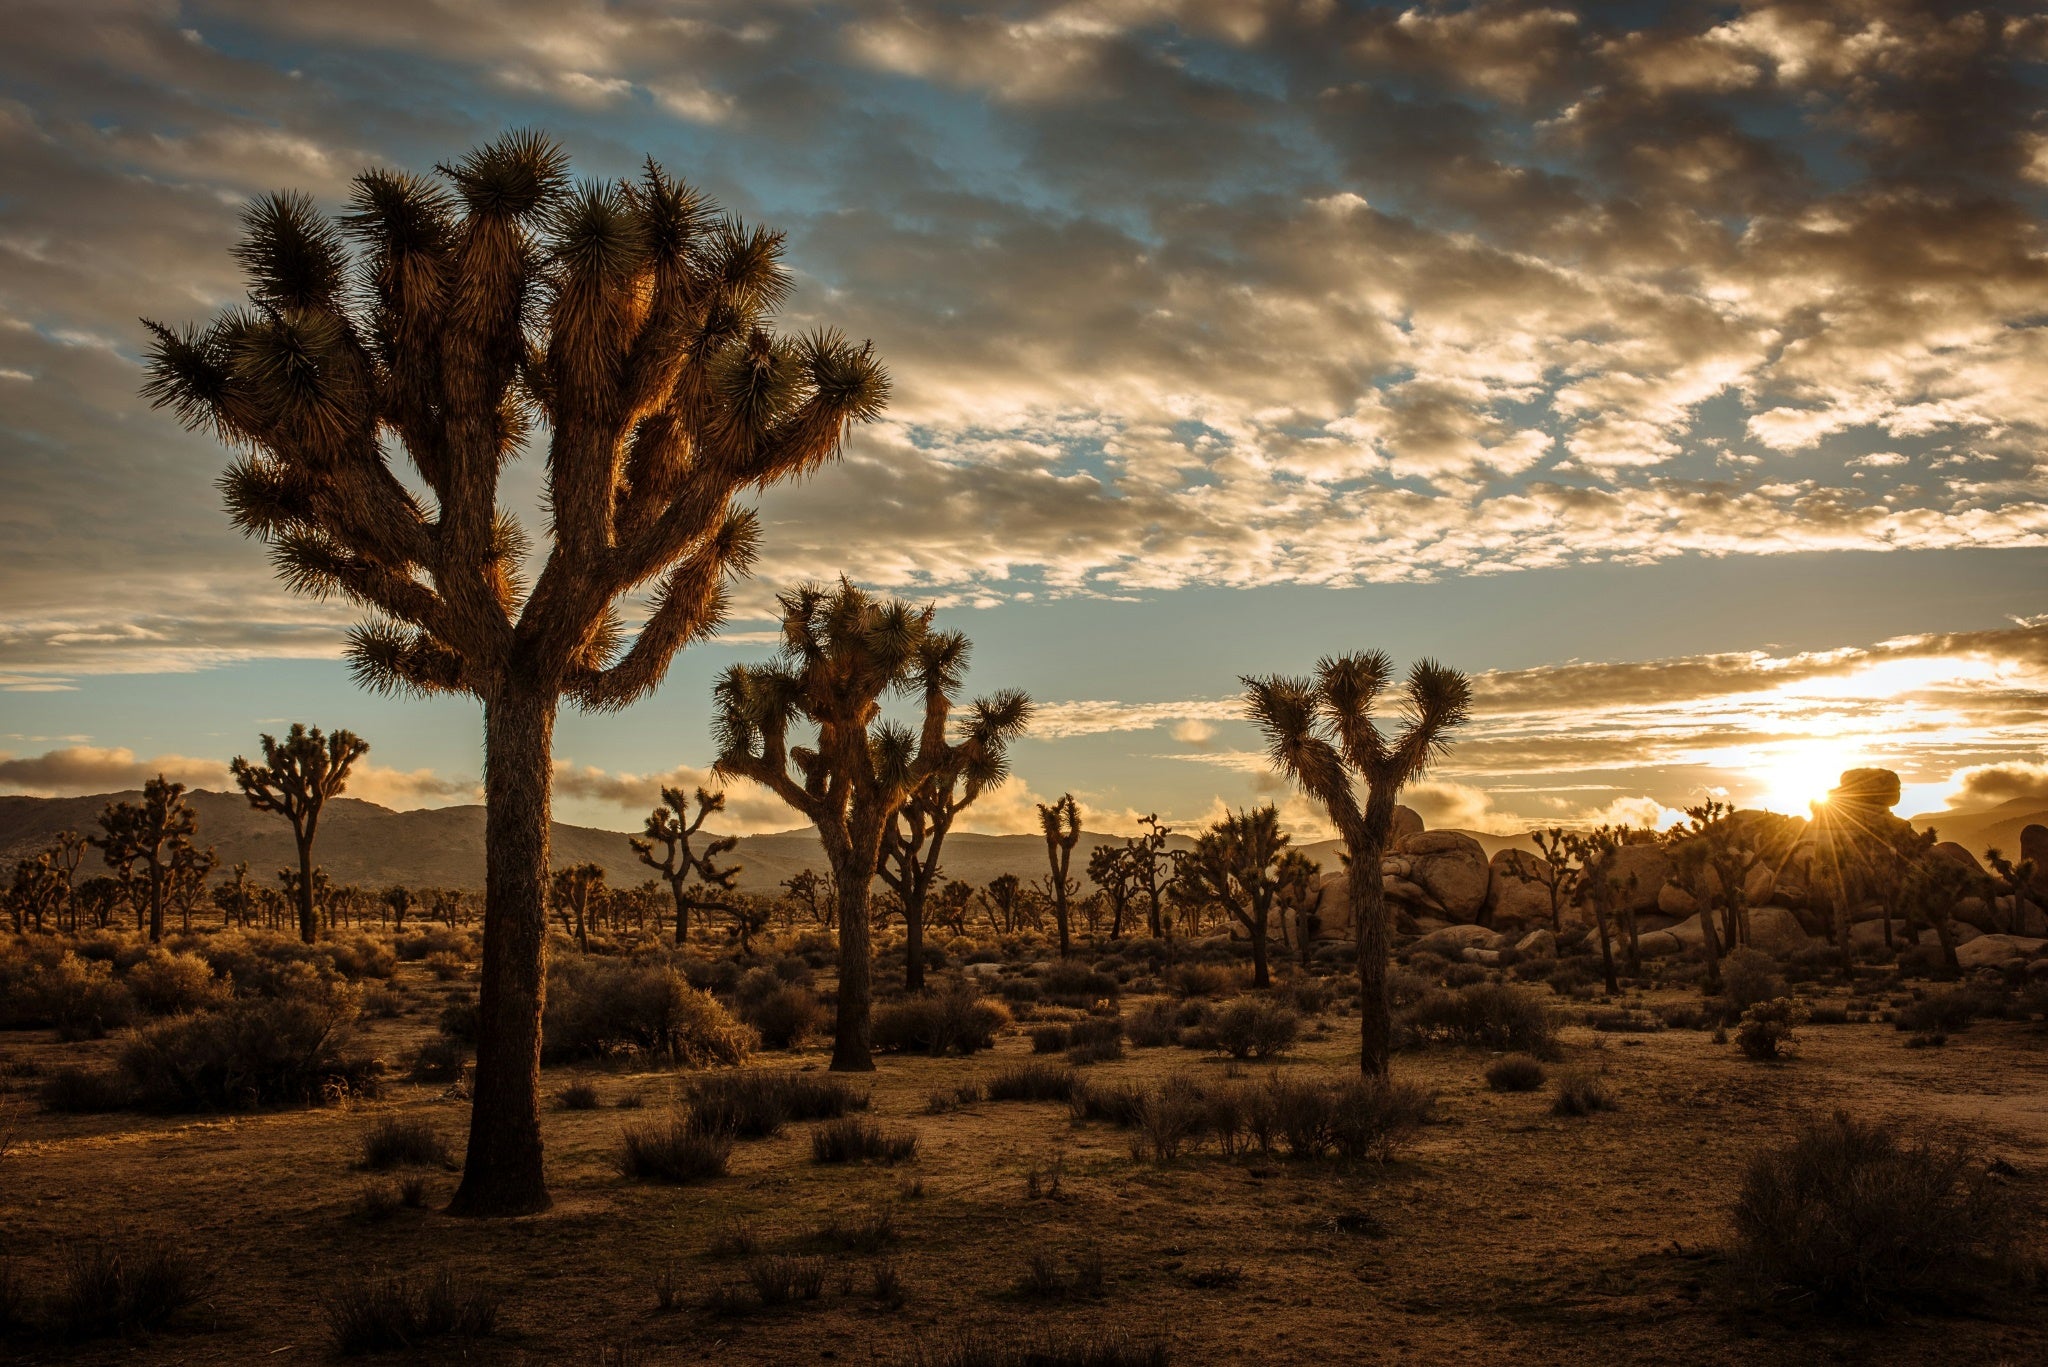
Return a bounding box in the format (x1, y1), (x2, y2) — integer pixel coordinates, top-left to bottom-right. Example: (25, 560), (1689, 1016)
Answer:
(549, 760), (796, 833)
(343, 764), (481, 808)
(1169, 719), (1218, 748)
(1943, 762), (2048, 810)
(0, 746), (225, 795)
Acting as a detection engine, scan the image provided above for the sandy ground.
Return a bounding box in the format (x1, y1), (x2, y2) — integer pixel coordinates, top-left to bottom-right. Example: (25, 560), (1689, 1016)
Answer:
(2, 965), (2045, 1366)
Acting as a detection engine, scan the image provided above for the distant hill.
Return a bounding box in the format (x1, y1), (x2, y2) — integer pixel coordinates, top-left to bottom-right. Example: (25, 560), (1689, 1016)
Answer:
(1908, 797), (2048, 860)
(0, 789), (1531, 894)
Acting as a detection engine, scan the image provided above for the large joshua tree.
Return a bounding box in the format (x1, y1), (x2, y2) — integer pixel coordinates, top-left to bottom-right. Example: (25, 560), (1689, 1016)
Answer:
(712, 580), (1030, 1070)
(880, 630), (1028, 991)
(231, 724), (368, 944)
(1244, 654), (1471, 1077)
(142, 133), (888, 1216)
(92, 776), (202, 944)
(1180, 805), (1290, 988)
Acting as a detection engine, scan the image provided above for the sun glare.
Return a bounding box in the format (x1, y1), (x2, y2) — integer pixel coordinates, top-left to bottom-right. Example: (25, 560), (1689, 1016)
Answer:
(1748, 744), (1864, 815)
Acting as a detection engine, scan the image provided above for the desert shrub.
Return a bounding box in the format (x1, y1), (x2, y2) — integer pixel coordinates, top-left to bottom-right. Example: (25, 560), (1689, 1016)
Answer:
(325, 1270), (501, 1354)
(1328, 1078), (1434, 1162)
(1721, 947), (1785, 1011)
(49, 1241), (199, 1341)
(1538, 957), (1600, 999)
(558, 1081), (602, 1110)
(809, 1206), (899, 1254)
(741, 985), (822, 1050)
(1552, 1068), (1617, 1116)
(1580, 1006), (1660, 1033)
(1894, 986), (1982, 1035)
(1440, 961), (1490, 989)
(1398, 983), (1557, 1057)
(1065, 1015), (1125, 1064)
(747, 1254), (827, 1306)
(1135, 1074), (1210, 1161)
(1171, 962), (1235, 999)
(326, 937), (398, 981)
(708, 1218), (762, 1258)
(996, 978), (1042, 1005)
(870, 986), (1010, 1056)
(39, 1066), (132, 1113)
(361, 986), (405, 1019)
(118, 986), (376, 1110)
(1125, 1000), (1181, 1048)
(1069, 1077), (1147, 1127)
(357, 1115), (455, 1170)
(680, 1069), (867, 1140)
(1735, 998), (1808, 1061)
(37, 953), (136, 1041)
(1657, 1001), (1718, 1030)
(543, 958), (752, 1067)
(423, 951), (468, 982)
(436, 997), (479, 1043)
(1805, 1001), (1848, 1026)
(985, 1061), (1079, 1103)
(1198, 999), (1299, 1059)
(123, 949), (228, 1015)
(1030, 1024), (1071, 1053)
(409, 1035), (469, 1083)
(1485, 1055), (1547, 1092)
(394, 927), (476, 962)
(1040, 962), (1118, 1005)
(895, 1329), (1172, 1367)
(811, 1117), (919, 1165)
(1733, 1112), (2027, 1317)
(617, 1115), (733, 1182)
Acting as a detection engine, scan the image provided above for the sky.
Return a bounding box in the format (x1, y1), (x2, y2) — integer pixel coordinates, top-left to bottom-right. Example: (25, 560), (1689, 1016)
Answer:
(1, 0), (2045, 840)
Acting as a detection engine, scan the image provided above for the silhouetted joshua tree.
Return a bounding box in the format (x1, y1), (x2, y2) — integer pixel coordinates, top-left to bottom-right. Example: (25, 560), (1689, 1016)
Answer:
(1179, 806), (1290, 988)
(550, 862), (607, 953)
(92, 776), (201, 943)
(1273, 848), (1323, 968)
(230, 724), (368, 944)
(631, 785), (739, 946)
(1087, 843), (1140, 940)
(1038, 794), (1083, 959)
(880, 630), (1029, 990)
(143, 133), (887, 1216)
(712, 580), (1029, 1070)
(1244, 653), (1471, 1077)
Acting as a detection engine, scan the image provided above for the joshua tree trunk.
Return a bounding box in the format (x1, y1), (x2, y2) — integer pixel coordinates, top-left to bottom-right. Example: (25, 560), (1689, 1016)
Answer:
(294, 834), (317, 944)
(147, 864), (165, 943)
(670, 877), (690, 947)
(1592, 900), (1619, 996)
(449, 683), (555, 1218)
(1248, 903), (1270, 990)
(825, 831), (881, 1073)
(1346, 819), (1392, 1077)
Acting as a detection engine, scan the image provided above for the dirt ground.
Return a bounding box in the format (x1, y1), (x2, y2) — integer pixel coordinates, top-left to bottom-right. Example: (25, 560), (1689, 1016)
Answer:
(3, 962), (2046, 1366)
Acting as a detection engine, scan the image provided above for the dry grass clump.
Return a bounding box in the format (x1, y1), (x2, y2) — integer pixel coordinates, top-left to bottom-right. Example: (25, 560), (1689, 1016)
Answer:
(1076, 1071), (1433, 1165)
(810, 1116), (919, 1165)
(1735, 998), (1808, 1061)
(356, 1115), (455, 1170)
(557, 1081), (602, 1110)
(38, 1066), (132, 1114)
(1552, 1068), (1618, 1116)
(1484, 1054), (1548, 1092)
(324, 1270), (501, 1354)
(1893, 986), (1984, 1035)
(870, 985), (1010, 1056)
(1124, 999), (1181, 1048)
(895, 1328), (1172, 1366)
(984, 1061), (1080, 1103)
(1195, 999), (1298, 1059)
(1014, 1246), (1105, 1300)
(741, 984), (824, 1050)
(1398, 982), (1558, 1057)
(124, 949), (229, 1015)
(616, 1115), (734, 1183)
(1065, 1014), (1126, 1064)
(808, 1206), (899, 1254)
(680, 1069), (867, 1139)
(1720, 948), (1785, 1011)
(746, 1254), (827, 1305)
(1733, 1111), (2031, 1317)
(542, 959), (752, 1066)
(46, 1242), (199, 1342)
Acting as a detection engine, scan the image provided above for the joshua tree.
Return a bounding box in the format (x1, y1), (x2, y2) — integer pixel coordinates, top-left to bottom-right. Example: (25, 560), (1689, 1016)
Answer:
(1565, 826), (1634, 995)
(1037, 794), (1084, 959)
(631, 786), (739, 946)
(1898, 839), (1972, 973)
(92, 776), (201, 943)
(781, 869), (835, 928)
(1123, 814), (1176, 937)
(1510, 828), (1581, 933)
(549, 862), (608, 953)
(1273, 849), (1323, 968)
(880, 631), (1030, 990)
(1087, 843), (1140, 940)
(167, 843), (219, 933)
(381, 883), (415, 930)
(1984, 847), (2039, 936)
(143, 133), (888, 1215)
(979, 873), (1026, 935)
(712, 581), (1029, 1070)
(1179, 806), (1290, 987)
(1244, 653), (1471, 1077)
(230, 724), (369, 944)
(932, 878), (976, 937)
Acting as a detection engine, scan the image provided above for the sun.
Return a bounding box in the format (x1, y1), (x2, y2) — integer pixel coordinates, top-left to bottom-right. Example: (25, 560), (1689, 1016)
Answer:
(1747, 743), (1863, 816)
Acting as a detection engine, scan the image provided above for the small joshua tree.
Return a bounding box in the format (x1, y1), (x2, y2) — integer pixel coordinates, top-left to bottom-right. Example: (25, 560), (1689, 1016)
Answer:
(92, 775), (202, 943)
(382, 883), (414, 930)
(1510, 828), (1581, 934)
(1087, 843), (1140, 940)
(1984, 847), (2039, 936)
(1273, 848), (1323, 967)
(631, 786), (739, 946)
(1037, 794), (1084, 959)
(1566, 826), (1632, 995)
(549, 862), (608, 953)
(979, 873), (1026, 934)
(1128, 814), (1175, 937)
(1244, 653), (1471, 1077)
(1179, 806), (1290, 987)
(231, 724), (369, 944)
(712, 580), (1030, 1070)
(880, 631), (1030, 990)
(144, 133), (887, 1216)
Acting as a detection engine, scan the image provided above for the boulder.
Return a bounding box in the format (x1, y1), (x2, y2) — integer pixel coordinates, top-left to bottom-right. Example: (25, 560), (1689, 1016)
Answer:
(1410, 923), (1495, 958)
(1658, 882), (1701, 918)
(1636, 930), (1684, 959)
(1848, 920), (1895, 955)
(1665, 914), (1708, 952)
(1952, 896), (1998, 932)
(1459, 947), (1503, 967)
(1487, 849), (1554, 928)
(1383, 831), (1492, 922)
(1930, 841), (1985, 875)
(963, 962), (1004, 980)
(1747, 905), (1811, 954)
(1391, 805), (1425, 844)
(1308, 873), (1351, 939)
(1514, 929), (1558, 959)
(1588, 843), (1673, 915)
(2023, 825), (2048, 901)
(1956, 934), (2048, 971)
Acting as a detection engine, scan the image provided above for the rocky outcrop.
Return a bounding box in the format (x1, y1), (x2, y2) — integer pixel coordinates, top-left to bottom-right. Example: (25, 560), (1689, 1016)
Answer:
(1382, 831), (1491, 922)
(1956, 934), (2048, 971)
(1411, 923), (1495, 958)
(1486, 849), (1554, 928)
